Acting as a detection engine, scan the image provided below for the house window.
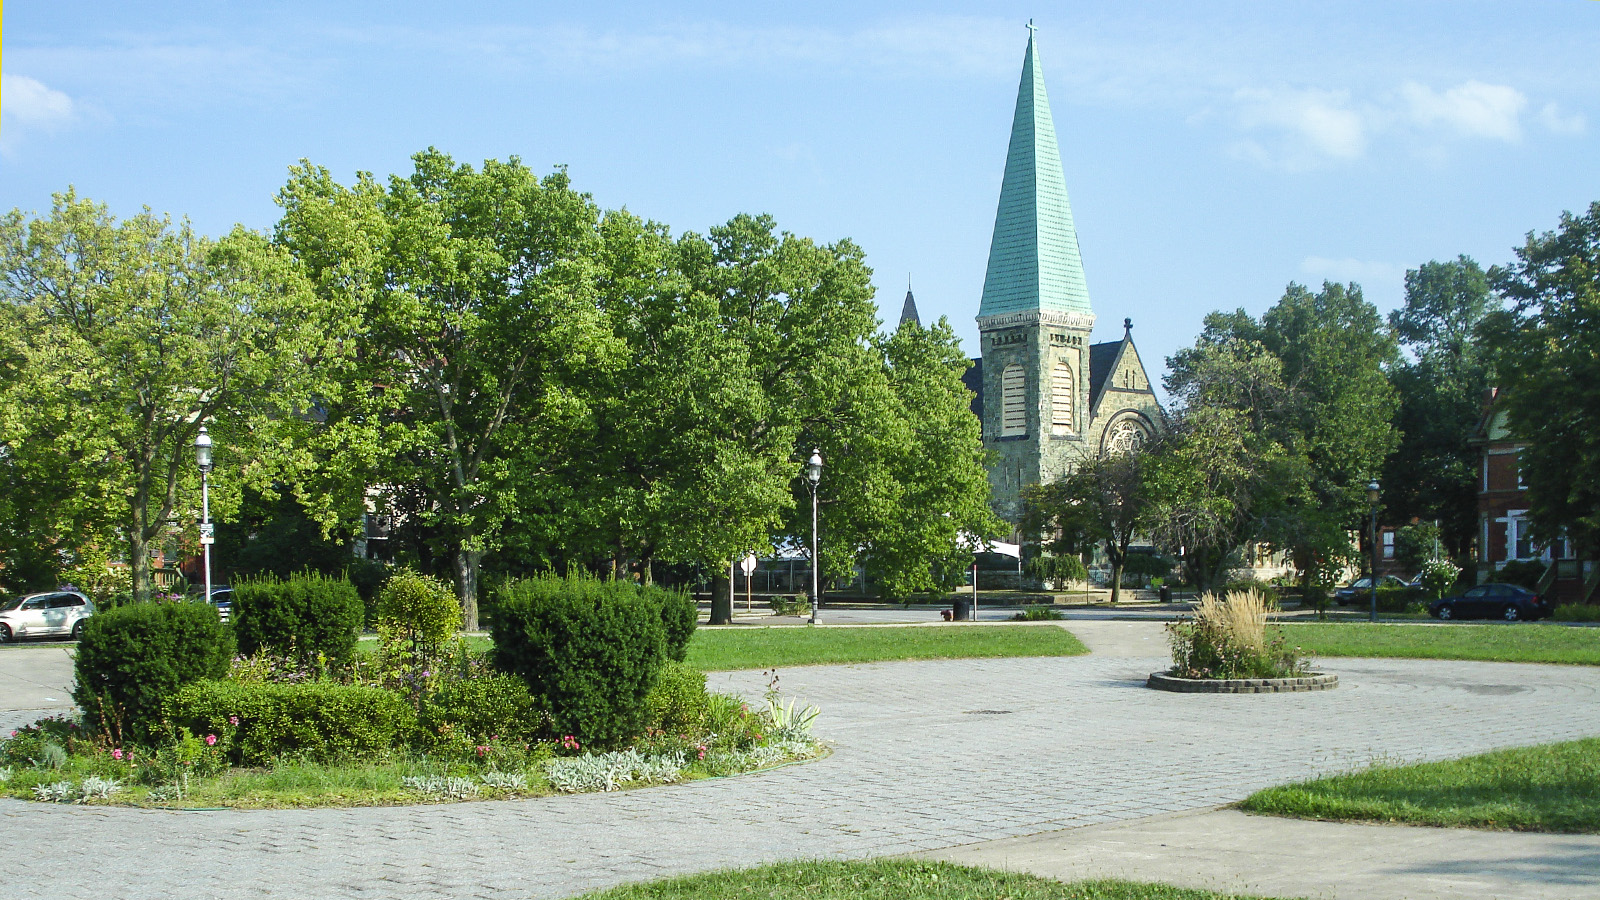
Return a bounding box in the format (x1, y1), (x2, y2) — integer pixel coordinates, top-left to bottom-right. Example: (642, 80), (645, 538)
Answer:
(1051, 361), (1075, 435)
(1001, 364), (1026, 437)
(1516, 451), (1528, 489)
(1382, 531), (1394, 559)
(1513, 515), (1534, 560)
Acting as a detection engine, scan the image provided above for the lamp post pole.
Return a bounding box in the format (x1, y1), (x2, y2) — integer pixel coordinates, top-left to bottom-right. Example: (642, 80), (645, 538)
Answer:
(807, 449), (823, 626)
(196, 426), (215, 605)
(1367, 480), (1381, 624)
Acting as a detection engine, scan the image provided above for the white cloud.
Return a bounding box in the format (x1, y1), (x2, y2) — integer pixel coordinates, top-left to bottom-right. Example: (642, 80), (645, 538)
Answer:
(1, 74), (77, 130)
(1300, 256), (1406, 289)
(1230, 87), (1368, 169)
(1401, 80), (1525, 141)
(1537, 102), (1586, 135)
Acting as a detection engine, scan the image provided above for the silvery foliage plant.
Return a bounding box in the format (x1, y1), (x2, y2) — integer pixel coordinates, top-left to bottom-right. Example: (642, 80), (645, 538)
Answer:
(545, 749), (686, 793)
(479, 771), (527, 790)
(402, 775), (479, 800)
(77, 776), (123, 801)
(31, 780), (76, 803)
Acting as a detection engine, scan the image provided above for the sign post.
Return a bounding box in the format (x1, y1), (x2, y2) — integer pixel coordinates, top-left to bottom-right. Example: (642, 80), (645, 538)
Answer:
(739, 555), (758, 611)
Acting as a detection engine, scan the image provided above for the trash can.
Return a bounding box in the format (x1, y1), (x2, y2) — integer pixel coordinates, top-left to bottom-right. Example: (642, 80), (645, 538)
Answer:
(1159, 584), (1173, 602)
(952, 597), (974, 621)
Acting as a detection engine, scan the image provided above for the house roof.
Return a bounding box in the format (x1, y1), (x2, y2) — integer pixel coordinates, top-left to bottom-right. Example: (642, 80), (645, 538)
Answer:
(898, 284), (921, 330)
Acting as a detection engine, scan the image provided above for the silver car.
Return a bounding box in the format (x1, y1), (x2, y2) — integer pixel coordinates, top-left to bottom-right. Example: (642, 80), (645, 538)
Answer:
(0, 590), (95, 642)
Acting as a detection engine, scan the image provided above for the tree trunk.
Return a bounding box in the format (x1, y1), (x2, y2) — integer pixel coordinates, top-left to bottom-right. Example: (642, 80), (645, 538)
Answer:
(709, 565), (733, 625)
(454, 547), (482, 631)
(127, 526), (153, 603)
(1108, 558), (1124, 604)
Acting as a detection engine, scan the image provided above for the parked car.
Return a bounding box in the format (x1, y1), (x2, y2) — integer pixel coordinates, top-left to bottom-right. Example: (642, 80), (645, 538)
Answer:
(0, 590), (95, 642)
(1429, 583), (1550, 622)
(188, 585), (233, 623)
(1334, 575), (1407, 606)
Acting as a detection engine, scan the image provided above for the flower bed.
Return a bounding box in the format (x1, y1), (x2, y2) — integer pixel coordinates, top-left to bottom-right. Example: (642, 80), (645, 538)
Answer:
(1147, 671), (1338, 693)
(0, 570), (825, 808)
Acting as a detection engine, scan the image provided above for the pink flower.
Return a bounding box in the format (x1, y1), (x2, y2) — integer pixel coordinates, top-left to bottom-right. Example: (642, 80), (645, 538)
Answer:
(205, 734), (217, 746)
(112, 749), (124, 760)
(229, 716), (239, 726)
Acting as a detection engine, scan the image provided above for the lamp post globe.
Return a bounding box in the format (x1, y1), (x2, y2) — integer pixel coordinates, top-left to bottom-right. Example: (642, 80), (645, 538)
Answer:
(808, 449), (822, 625)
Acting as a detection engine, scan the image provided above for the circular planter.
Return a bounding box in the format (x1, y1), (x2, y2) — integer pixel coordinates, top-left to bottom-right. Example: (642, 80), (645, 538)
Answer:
(1147, 671), (1338, 693)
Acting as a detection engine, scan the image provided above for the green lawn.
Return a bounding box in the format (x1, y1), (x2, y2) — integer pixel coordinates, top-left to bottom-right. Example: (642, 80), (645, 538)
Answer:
(576, 860), (1296, 900)
(1277, 622), (1600, 665)
(682, 623), (1088, 671)
(1240, 738), (1600, 832)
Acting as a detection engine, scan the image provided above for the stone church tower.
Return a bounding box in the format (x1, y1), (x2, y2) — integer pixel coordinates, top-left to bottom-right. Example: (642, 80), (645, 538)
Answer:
(967, 26), (1163, 523)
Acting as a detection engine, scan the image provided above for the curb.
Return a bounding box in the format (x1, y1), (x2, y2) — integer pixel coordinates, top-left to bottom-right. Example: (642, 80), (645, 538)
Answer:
(1146, 671), (1338, 693)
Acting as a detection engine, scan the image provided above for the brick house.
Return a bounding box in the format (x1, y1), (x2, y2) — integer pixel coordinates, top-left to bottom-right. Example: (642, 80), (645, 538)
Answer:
(1471, 390), (1596, 602)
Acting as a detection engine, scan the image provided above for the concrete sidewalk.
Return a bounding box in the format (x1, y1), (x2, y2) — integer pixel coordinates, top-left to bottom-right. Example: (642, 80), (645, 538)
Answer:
(925, 806), (1600, 900)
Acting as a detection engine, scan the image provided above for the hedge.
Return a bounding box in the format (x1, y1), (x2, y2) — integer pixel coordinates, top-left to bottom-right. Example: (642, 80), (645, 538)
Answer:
(232, 571), (363, 668)
(490, 573), (666, 749)
(165, 680), (417, 766)
(73, 601), (234, 744)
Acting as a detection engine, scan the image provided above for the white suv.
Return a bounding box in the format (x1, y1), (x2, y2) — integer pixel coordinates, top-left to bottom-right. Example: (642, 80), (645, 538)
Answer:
(0, 590), (95, 642)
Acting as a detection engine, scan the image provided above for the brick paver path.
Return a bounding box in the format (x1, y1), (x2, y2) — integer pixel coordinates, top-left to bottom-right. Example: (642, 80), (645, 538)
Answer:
(5, 649), (1600, 899)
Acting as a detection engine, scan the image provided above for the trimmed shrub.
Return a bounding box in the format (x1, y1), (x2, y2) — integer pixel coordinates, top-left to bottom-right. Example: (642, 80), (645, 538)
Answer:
(645, 661), (709, 733)
(165, 680), (416, 766)
(231, 571), (362, 669)
(417, 673), (545, 746)
(376, 569), (461, 657)
(490, 573), (667, 749)
(73, 602), (234, 744)
(1375, 585), (1426, 613)
(1554, 603), (1600, 622)
(1497, 559), (1547, 590)
(645, 585), (697, 662)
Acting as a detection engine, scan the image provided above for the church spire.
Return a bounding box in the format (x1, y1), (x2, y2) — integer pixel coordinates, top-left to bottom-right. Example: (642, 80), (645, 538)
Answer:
(977, 23), (1092, 320)
(898, 276), (922, 329)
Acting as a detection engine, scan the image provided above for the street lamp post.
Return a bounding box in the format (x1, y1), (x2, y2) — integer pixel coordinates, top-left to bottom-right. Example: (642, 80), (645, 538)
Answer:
(195, 426), (215, 607)
(807, 449), (823, 626)
(1367, 479), (1381, 624)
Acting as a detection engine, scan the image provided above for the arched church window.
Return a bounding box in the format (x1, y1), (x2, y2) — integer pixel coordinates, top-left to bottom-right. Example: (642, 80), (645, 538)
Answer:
(1104, 418), (1148, 455)
(1001, 364), (1026, 436)
(1051, 361), (1075, 435)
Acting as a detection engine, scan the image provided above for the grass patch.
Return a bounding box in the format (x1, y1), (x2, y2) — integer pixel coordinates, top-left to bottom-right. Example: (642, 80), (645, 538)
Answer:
(1277, 622), (1600, 665)
(1240, 738), (1600, 832)
(683, 624), (1088, 671)
(576, 859), (1297, 900)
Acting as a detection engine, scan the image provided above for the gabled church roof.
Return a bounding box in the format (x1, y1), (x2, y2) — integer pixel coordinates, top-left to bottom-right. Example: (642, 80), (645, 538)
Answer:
(978, 25), (1092, 320)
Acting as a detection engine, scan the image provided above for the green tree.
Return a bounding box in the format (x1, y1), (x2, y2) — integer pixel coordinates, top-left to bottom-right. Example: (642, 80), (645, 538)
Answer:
(274, 151), (621, 630)
(1484, 201), (1600, 557)
(1384, 257), (1495, 558)
(0, 190), (337, 601)
(1163, 284), (1399, 592)
(1022, 445), (1159, 603)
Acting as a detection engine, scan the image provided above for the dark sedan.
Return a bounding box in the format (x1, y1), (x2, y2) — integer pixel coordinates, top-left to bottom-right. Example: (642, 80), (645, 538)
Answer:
(1429, 583), (1550, 621)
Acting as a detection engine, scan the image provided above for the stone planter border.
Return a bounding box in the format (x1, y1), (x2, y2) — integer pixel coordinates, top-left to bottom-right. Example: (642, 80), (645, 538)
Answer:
(1147, 671), (1338, 693)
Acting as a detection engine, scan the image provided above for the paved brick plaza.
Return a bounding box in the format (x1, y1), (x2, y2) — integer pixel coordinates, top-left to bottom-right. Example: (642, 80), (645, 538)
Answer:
(5, 645), (1600, 899)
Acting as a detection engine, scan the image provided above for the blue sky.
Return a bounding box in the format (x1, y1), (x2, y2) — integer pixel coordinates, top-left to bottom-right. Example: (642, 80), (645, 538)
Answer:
(3, 2), (1597, 389)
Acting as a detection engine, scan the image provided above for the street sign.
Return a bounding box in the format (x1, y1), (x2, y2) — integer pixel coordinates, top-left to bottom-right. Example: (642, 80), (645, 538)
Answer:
(739, 555), (758, 577)
(199, 523), (215, 545)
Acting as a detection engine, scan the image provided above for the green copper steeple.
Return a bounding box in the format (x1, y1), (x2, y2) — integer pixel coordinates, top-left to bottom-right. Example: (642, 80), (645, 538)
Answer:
(978, 25), (1092, 319)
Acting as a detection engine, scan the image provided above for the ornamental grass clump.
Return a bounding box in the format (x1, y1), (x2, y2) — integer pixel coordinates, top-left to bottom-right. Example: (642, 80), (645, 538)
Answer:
(1166, 588), (1307, 679)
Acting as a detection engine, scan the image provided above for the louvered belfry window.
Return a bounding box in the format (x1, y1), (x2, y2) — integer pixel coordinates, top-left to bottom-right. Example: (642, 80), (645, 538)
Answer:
(1051, 361), (1074, 435)
(1001, 364), (1026, 436)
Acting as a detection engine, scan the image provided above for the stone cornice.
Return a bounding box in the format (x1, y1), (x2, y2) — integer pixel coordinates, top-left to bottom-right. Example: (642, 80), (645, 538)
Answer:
(976, 310), (1096, 332)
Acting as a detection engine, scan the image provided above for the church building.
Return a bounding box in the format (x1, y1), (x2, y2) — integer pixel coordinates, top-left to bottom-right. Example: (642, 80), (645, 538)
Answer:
(946, 26), (1163, 524)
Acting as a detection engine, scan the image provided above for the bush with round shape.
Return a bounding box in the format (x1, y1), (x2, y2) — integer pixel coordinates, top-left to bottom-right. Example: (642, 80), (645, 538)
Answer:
(644, 585), (697, 663)
(645, 660), (709, 733)
(1496, 559), (1546, 590)
(490, 573), (666, 749)
(231, 571), (362, 669)
(377, 569), (460, 657)
(417, 673), (545, 747)
(72, 601), (234, 744)
(165, 679), (417, 766)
